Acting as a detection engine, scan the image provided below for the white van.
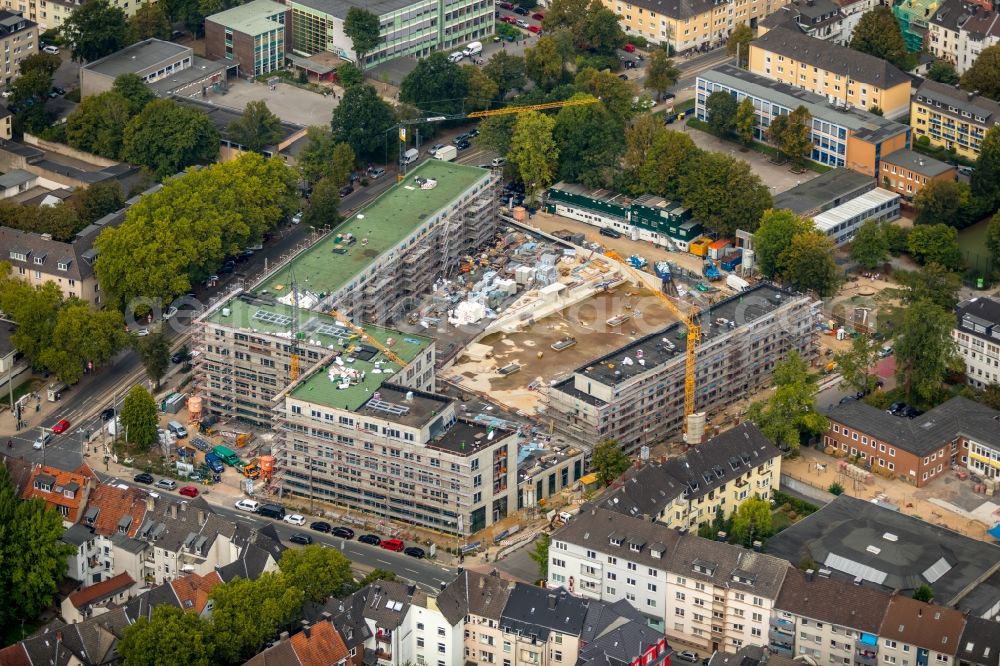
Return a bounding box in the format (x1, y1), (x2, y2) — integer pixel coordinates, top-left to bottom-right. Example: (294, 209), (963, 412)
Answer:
(448, 51), (465, 63)
(463, 41), (483, 57)
(400, 148), (419, 165)
(167, 420), (188, 438)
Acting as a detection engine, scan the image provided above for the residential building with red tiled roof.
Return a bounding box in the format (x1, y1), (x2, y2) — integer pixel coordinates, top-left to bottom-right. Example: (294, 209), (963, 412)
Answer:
(22, 463), (94, 525)
(169, 571), (222, 617)
(79, 482), (149, 538)
(243, 621), (350, 666)
(61, 572), (136, 624)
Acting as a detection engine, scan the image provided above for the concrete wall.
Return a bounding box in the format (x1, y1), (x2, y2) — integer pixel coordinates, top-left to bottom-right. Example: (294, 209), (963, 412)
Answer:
(24, 133), (119, 167)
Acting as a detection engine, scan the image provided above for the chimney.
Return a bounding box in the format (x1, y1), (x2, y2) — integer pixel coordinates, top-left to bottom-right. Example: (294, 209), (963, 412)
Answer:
(279, 631), (290, 642)
(321, 612), (332, 620)
(918, 607), (923, 617)
(717, 531), (728, 541)
(198, 509), (206, 525)
(479, 577), (485, 590)
(806, 569), (815, 581)
(146, 496), (155, 512)
(440, 582), (447, 591)
(170, 504), (178, 519)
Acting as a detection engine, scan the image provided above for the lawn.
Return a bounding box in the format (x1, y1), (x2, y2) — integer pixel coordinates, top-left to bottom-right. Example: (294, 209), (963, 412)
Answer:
(0, 376), (43, 413)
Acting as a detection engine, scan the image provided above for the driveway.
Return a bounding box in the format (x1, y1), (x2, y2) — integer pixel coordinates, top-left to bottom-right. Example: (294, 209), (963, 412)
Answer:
(205, 79), (338, 127)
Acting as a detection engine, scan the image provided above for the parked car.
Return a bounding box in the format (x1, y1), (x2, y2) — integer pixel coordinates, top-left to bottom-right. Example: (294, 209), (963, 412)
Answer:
(358, 534), (381, 546)
(234, 499), (260, 512)
(52, 418), (70, 434)
(101, 408), (116, 421)
(600, 227), (622, 239)
(676, 652), (699, 663)
(404, 546), (425, 559)
(527, 24), (542, 33)
(452, 133), (470, 145)
(887, 402), (906, 415)
(179, 485), (199, 498)
(498, 1), (513, 7)
(133, 472), (154, 484)
(339, 185), (354, 197)
(156, 479), (178, 490)
(33, 432), (52, 450)
(135, 328), (150, 337)
(220, 260), (236, 274)
(332, 526), (355, 539)
(289, 533), (313, 545)
(370, 167), (386, 179)
(900, 406), (923, 418)
(380, 538), (405, 552)
(310, 521), (331, 532)
(531, 12), (544, 19)
(171, 351), (187, 364)
(284, 513), (306, 526)
(163, 306), (178, 320)
(623, 43), (635, 52)
(456, 139), (471, 150)
(42, 45), (59, 54)
(513, 5), (529, 14)
(427, 143), (445, 156)
(468, 127), (480, 137)
(515, 18), (529, 27)
(291, 211), (303, 224)
(491, 157), (506, 167)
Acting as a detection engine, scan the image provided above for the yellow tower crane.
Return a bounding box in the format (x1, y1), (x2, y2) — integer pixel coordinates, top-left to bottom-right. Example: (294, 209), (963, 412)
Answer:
(604, 250), (701, 425)
(326, 307), (409, 368)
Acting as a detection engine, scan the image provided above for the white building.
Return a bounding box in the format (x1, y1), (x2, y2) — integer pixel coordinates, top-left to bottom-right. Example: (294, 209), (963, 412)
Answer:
(954, 297), (1000, 388)
(928, 0), (1000, 74)
(811, 188), (900, 247)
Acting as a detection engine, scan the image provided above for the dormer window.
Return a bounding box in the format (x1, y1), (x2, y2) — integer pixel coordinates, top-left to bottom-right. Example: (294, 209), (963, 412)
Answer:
(10, 251), (27, 261)
(630, 543), (641, 552)
(34, 256), (44, 265)
(57, 260), (70, 271)
(610, 537), (622, 546)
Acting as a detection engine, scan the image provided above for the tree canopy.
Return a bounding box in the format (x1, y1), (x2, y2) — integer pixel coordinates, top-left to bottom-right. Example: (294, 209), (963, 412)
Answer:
(127, 2), (171, 42)
(118, 605), (213, 666)
(836, 334), (881, 394)
(66, 91), (133, 159)
(62, 0), (128, 62)
(483, 51), (527, 98)
(508, 110), (558, 202)
(727, 23), (753, 67)
(849, 219), (890, 269)
(782, 231), (840, 296)
(400, 52), (470, 115)
(731, 497), (772, 546)
(894, 298), (959, 404)
(553, 95), (622, 187)
(330, 84), (396, 163)
(226, 101), (283, 153)
(906, 223), (964, 272)
(525, 36), (566, 91)
(678, 152), (772, 237)
(302, 176), (342, 230)
(591, 439), (631, 486)
(914, 179), (970, 226)
(645, 49), (679, 99)
(707, 91), (738, 135)
(120, 385), (158, 449)
(747, 352), (827, 452)
(343, 7), (380, 69)
(753, 209), (813, 278)
(278, 545), (354, 603)
(960, 45), (1000, 102)
(850, 7), (910, 70)
(927, 60), (959, 84)
(210, 572), (304, 663)
(123, 99), (220, 177)
(971, 126), (1000, 208)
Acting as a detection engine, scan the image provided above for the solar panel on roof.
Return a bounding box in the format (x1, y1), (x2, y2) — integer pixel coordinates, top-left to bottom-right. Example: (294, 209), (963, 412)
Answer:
(252, 310), (293, 326)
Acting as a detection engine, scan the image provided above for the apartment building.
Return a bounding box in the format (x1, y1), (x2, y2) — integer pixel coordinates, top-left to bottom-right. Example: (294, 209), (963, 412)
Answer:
(61, 572), (136, 624)
(195, 297), (435, 427)
(545, 283), (818, 453)
(766, 494), (1000, 618)
(758, 0), (847, 42)
(770, 567), (891, 665)
(955, 5), (1000, 74)
(954, 296), (1000, 388)
(880, 149), (957, 198)
(548, 507), (790, 652)
(0, 10), (35, 87)
(79, 39), (227, 99)
(437, 569), (514, 666)
(697, 65), (910, 175)
(911, 79), (1000, 161)
(2, 0), (153, 31)
(245, 620), (351, 666)
(595, 422), (782, 532)
(825, 396), (1000, 487)
(811, 187), (900, 246)
(255, 160), (498, 326)
(604, 0), (793, 54)
(878, 596), (966, 666)
(833, 0), (883, 43)
(749, 27), (912, 118)
(289, 0), (494, 68)
(205, 0), (287, 77)
(893, 0), (941, 52)
(276, 376), (520, 536)
(23, 462), (95, 526)
(956, 617), (1000, 666)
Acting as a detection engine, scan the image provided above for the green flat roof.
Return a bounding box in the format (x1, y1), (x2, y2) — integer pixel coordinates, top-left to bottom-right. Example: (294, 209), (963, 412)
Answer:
(208, 297), (432, 411)
(258, 160), (490, 299)
(207, 0), (287, 35)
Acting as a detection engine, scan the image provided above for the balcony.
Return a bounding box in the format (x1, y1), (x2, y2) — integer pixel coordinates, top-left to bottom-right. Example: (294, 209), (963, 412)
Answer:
(856, 652), (877, 666)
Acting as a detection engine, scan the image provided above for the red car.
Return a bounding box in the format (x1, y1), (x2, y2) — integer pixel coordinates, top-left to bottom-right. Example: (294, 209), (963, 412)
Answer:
(527, 24), (541, 33)
(52, 419), (70, 434)
(380, 538), (405, 552)
(623, 43), (636, 52)
(501, 15), (517, 23)
(531, 12), (544, 19)
(179, 486), (199, 498)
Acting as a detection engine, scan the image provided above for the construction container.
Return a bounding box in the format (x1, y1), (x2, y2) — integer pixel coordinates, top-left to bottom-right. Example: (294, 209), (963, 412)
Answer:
(708, 239), (732, 260)
(689, 237), (711, 257)
(720, 250), (742, 271)
(162, 392), (186, 414)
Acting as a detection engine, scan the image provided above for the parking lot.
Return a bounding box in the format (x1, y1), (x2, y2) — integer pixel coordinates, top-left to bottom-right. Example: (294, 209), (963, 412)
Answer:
(205, 79), (338, 127)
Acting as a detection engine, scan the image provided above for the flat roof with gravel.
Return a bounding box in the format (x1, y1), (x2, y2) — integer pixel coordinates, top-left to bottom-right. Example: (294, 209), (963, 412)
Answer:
(208, 296), (433, 412)
(257, 159), (490, 299)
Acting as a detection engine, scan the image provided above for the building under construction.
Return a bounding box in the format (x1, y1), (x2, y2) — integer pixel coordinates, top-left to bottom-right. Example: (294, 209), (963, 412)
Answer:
(542, 284), (820, 453)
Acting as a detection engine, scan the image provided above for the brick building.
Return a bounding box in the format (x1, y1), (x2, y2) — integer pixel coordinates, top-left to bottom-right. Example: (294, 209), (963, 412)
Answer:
(205, 0), (287, 78)
(880, 148), (957, 199)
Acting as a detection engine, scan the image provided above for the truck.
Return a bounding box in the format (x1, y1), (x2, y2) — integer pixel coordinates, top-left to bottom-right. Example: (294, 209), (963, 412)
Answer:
(726, 274), (750, 292)
(213, 445), (240, 466)
(433, 145), (457, 161)
(204, 452), (225, 474)
(400, 148), (419, 165)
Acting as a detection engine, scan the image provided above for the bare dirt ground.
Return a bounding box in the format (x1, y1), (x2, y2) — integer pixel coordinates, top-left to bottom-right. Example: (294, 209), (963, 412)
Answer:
(784, 447), (995, 540)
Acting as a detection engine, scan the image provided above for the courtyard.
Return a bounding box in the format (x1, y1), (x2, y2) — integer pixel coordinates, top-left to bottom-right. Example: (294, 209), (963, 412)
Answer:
(205, 79), (338, 127)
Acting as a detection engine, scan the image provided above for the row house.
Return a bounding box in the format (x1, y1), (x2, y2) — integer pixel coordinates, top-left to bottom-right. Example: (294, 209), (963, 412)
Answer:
(928, 0), (1000, 74)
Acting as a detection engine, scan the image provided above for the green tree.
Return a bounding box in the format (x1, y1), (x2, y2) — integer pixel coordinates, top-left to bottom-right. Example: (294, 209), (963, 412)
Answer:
(123, 99), (220, 177)
(782, 231), (839, 296)
(734, 97), (756, 147)
(727, 23), (753, 67)
(0, 464), (76, 631)
(118, 605), (213, 666)
(508, 110), (558, 203)
(135, 330), (170, 389)
(226, 100), (283, 153)
(971, 126), (1000, 207)
(483, 51), (527, 98)
(127, 2), (170, 42)
(645, 49), (679, 100)
(828, 482), (845, 496)
(927, 60), (959, 84)
(913, 584), (935, 603)
(591, 438), (631, 486)
(0, 266), (63, 363)
(850, 7), (910, 70)
(914, 179), (970, 226)
(478, 113), (517, 156)
(336, 62), (364, 88)
(38, 302), (128, 385)
(988, 211), (1000, 266)
(463, 64), (500, 112)
(896, 263), (962, 310)
(400, 52), (469, 115)
(835, 334), (881, 394)
(279, 544), (353, 603)
(297, 126), (337, 184)
(120, 385), (158, 450)
(542, 0), (590, 35)
(678, 152), (773, 237)
(906, 223), (964, 271)
(584, 5), (626, 54)
(747, 352), (827, 452)
(11, 69), (53, 134)
(706, 90), (738, 135)
(302, 176), (342, 230)
(753, 208), (813, 278)
(344, 7), (380, 70)
(525, 36), (565, 91)
(74, 181), (125, 225)
(894, 299), (959, 404)
(210, 572), (304, 664)
(65, 91), (132, 159)
(960, 44), (1000, 101)
(553, 94), (622, 187)
(849, 219), (890, 269)
(330, 84), (396, 163)
(780, 105), (813, 168)
(575, 67), (636, 123)
(731, 497), (772, 545)
(358, 569), (398, 587)
(883, 223), (910, 255)
(623, 114), (664, 188)
(638, 128), (700, 198)
(529, 532), (551, 581)
(19, 52), (62, 78)
(767, 113), (789, 158)
(62, 0), (128, 62)
(331, 142), (356, 186)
